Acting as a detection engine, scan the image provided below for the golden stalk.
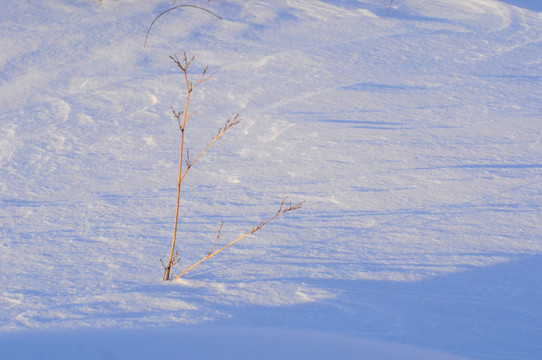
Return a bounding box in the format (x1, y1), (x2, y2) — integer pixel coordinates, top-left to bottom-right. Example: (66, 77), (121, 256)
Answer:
(163, 53), (201, 280)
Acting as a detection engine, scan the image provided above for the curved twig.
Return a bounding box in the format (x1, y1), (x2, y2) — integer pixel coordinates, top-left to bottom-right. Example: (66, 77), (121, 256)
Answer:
(144, 5), (223, 48)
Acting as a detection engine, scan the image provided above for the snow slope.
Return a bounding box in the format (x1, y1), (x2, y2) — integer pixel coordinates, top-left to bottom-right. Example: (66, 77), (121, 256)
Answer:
(1, 0), (541, 359)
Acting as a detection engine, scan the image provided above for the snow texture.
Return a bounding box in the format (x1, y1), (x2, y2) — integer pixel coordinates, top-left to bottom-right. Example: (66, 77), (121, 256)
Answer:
(1, 0), (541, 359)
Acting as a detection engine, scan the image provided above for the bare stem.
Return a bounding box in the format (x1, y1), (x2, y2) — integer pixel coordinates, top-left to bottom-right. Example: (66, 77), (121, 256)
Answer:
(172, 198), (305, 281)
(208, 221), (224, 256)
(163, 53), (196, 281)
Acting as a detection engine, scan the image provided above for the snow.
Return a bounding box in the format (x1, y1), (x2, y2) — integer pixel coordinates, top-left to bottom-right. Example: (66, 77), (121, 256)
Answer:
(1, 0), (541, 359)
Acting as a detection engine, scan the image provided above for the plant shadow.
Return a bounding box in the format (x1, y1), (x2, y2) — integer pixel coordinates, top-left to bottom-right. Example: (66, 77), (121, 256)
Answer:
(213, 254), (542, 360)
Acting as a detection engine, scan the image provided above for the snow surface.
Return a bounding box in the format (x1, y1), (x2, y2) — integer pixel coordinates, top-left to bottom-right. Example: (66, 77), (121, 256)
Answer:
(1, 0), (541, 359)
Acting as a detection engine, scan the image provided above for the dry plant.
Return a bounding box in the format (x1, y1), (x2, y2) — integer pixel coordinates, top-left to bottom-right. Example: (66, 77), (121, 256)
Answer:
(161, 53), (304, 281)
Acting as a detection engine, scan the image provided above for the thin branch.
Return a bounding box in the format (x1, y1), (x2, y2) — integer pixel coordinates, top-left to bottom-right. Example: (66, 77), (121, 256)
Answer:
(181, 115), (241, 180)
(185, 149), (191, 169)
(385, 0), (394, 16)
(171, 53), (194, 72)
(172, 106), (183, 130)
(208, 221), (224, 256)
(144, 5), (223, 48)
(194, 66), (211, 90)
(173, 198), (305, 280)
